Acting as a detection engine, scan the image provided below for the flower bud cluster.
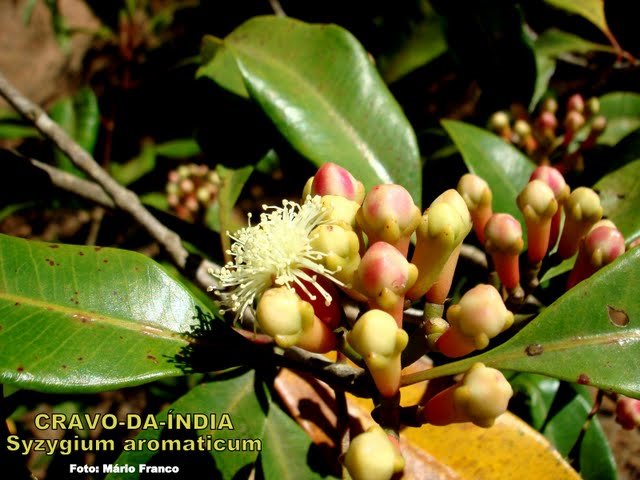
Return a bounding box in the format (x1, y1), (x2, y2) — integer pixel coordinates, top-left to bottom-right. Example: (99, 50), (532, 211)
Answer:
(488, 94), (607, 171)
(166, 164), (220, 222)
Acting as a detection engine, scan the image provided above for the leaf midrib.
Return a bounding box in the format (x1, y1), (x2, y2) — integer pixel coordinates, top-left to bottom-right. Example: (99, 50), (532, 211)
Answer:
(0, 291), (188, 344)
(227, 38), (395, 184)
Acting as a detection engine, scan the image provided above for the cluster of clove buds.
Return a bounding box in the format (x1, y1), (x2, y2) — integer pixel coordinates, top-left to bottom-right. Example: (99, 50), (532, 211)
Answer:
(211, 161), (629, 480)
(489, 94), (607, 172)
(166, 163), (220, 222)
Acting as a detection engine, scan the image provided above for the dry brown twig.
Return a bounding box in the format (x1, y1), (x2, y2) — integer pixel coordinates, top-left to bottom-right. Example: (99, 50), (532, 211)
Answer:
(0, 70), (217, 291)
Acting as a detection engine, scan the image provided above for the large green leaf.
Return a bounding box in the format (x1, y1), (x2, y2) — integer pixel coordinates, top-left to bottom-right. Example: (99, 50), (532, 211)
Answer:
(409, 248), (640, 397)
(108, 370), (267, 480)
(531, 54), (556, 111)
(534, 29), (614, 58)
(260, 402), (337, 480)
(541, 383), (616, 480)
(204, 16), (421, 204)
(0, 234), (206, 392)
(543, 0), (608, 33)
(441, 120), (535, 227)
(594, 158), (640, 243)
(198, 35), (249, 98)
(597, 92), (640, 145)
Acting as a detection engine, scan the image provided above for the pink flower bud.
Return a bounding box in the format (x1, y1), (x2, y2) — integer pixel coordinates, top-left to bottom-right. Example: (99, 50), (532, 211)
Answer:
(567, 93), (585, 114)
(308, 163), (365, 204)
(517, 180), (558, 263)
(558, 187), (603, 258)
(354, 242), (418, 326)
(437, 284), (514, 358)
(356, 184), (421, 255)
(536, 111), (558, 132)
(344, 426), (405, 480)
(484, 213), (523, 289)
(457, 173), (493, 244)
(567, 224), (625, 289)
(407, 190), (471, 300)
(529, 166), (569, 249)
(347, 310), (408, 397)
(422, 363), (513, 427)
(615, 396), (640, 430)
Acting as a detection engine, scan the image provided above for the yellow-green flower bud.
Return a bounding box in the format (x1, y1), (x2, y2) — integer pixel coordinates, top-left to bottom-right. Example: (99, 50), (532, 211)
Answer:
(457, 173), (493, 244)
(321, 195), (361, 231)
(423, 363), (513, 428)
(446, 284), (514, 350)
(311, 224), (360, 286)
(407, 190), (471, 301)
(344, 426), (405, 480)
(517, 180), (558, 263)
(348, 310), (408, 397)
(255, 287), (314, 349)
(558, 187), (603, 258)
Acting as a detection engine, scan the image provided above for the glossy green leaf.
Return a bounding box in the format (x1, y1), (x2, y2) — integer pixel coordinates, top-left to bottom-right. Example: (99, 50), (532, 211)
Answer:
(198, 35), (249, 98)
(260, 402), (337, 480)
(539, 255), (576, 284)
(154, 139), (202, 159)
(49, 87), (100, 176)
(597, 92), (640, 145)
(510, 373), (560, 429)
(110, 142), (156, 186)
(544, 0), (608, 34)
(594, 158), (640, 243)
(441, 120), (535, 228)
(221, 16), (422, 204)
(418, 248), (640, 397)
(531, 54), (556, 111)
(534, 29), (614, 58)
(216, 165), (253, 238)
(0, 234), (206, 392)
(377, 11), (447, 84)
(108, 370), (266, 480)
(541, 383), (616, 480)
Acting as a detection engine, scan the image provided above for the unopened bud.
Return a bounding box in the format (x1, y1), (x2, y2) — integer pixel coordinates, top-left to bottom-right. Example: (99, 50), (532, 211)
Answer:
(357, 184), (421, 255)
(615, 396), (640, 430)
(541, 97), (558, 114)
(437, 284), (514, 357)
(354, 242), (417, 326)
(484, 213), (523, 289)
(422, 363), (513, 428)
(321, 195), (360, 231)
(517, 180), (558, 263)
(488, 111), (510, 136)
(564, 110), (585, 135)
(310, 224), (361, 286)
(292, 272), (342, 330)
(407, 190), (471, 300)
(344, 426), (405, 480)
(256, 287), (314, 349)
(586, 97), (600, 116)
(425, 317), (449, 351)
(348, 310), (408, 397)
(457, 173), (493, 244)
(308, 163), (365, 204)
(567, 224), (625, 289)
(530, 166), (569, 249)
(558, 187), (603, 258)
(567, 93), (585, 114)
